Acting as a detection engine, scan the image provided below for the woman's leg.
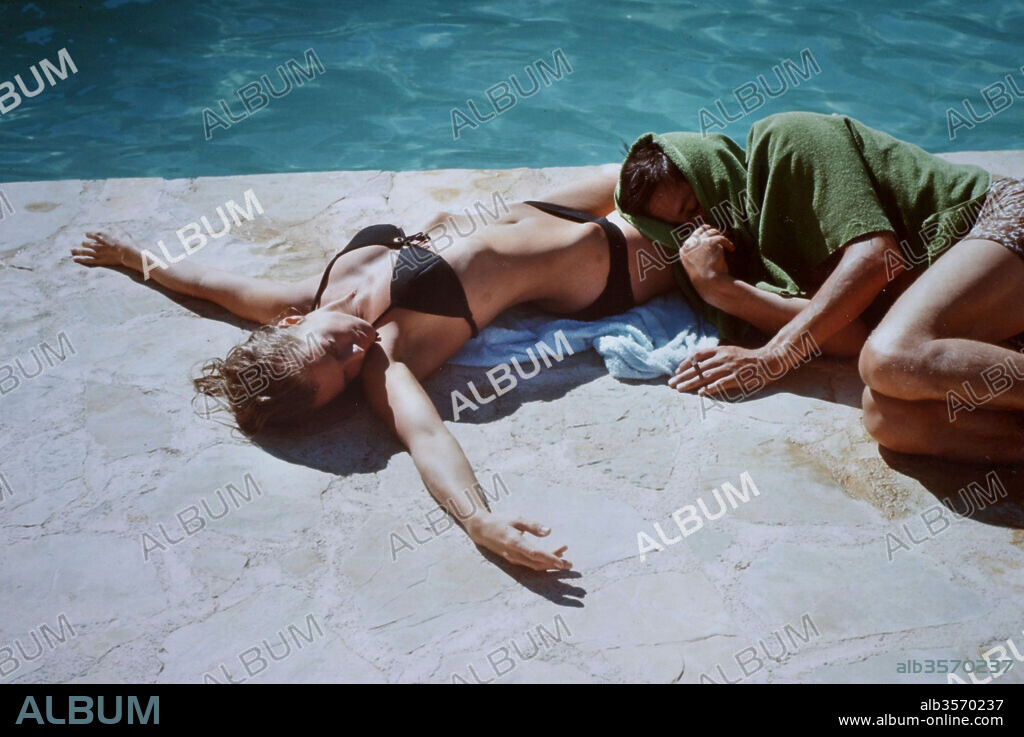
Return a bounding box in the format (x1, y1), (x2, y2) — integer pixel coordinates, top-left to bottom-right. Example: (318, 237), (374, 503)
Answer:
(859, 238), (1024, 412)
(862, 386), (1024, 464)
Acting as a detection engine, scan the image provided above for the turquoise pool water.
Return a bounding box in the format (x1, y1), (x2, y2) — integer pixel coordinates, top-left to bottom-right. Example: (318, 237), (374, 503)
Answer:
(1, 0), (1022, 182)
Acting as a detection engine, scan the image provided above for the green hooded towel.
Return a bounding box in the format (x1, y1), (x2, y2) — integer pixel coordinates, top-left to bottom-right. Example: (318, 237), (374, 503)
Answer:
(615, 111), (991, 342)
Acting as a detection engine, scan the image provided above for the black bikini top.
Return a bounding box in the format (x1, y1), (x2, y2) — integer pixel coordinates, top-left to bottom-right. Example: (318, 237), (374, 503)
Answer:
(310, 224), (479, 338)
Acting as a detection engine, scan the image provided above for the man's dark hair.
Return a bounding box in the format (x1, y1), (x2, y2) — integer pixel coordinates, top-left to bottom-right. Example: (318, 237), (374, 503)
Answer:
(618, 140), (687, 216)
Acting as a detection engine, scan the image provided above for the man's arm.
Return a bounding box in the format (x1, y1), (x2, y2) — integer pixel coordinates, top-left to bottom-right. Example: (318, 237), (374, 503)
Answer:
(758, 231), (895, 359)
(361, 347), (571, 572)
(668, 231), (895, 395)
(679, 225), (875, 356)
(702, 277), (869, 356)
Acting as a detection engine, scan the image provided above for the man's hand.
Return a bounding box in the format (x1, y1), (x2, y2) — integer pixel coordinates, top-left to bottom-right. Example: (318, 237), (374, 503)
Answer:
(669, 345), (779, 397)
(467, 513), (572, 571)
(679, 224), (734, 290)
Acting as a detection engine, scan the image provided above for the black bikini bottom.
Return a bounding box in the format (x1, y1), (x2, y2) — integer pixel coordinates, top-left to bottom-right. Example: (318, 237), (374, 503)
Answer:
(524, 200), (636, 320)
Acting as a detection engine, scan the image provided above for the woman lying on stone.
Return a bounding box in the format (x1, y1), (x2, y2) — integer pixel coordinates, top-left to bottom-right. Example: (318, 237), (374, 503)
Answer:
(72, 168), (678, 571)
(616, 110), (1024, 464)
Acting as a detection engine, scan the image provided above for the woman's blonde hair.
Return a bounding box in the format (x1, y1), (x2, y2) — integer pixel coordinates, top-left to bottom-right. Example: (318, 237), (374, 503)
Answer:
(193, 322), (321, 435)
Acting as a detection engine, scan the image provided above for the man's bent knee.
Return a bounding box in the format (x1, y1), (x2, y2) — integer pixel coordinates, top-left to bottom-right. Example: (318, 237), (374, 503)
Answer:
(858, 330), (926, 397)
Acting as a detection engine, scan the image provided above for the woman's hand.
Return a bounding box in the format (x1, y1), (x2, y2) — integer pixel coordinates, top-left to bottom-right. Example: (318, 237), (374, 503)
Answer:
(669, 344), (778, 397)
(679, 224), (734, 290)
(466, 513), (572, 571)
(71, 228), (143, 271)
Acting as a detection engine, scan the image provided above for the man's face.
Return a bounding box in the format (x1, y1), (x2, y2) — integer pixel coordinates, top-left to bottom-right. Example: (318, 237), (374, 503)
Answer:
(645, 178), (705, 227)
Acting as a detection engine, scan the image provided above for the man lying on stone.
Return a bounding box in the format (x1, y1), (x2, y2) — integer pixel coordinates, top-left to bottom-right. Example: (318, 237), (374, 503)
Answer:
(616, 110), (1024, 464)
(71, 168), (680, 571)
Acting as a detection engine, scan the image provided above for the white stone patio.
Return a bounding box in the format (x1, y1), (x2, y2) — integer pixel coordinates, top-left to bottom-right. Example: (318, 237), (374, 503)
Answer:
(1, 155), (1022, 684)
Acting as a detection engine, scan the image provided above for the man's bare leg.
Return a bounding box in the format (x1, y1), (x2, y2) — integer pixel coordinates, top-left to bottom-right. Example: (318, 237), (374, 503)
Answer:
(859, 238), (1024, 411)
(862, 387), (1024, 464)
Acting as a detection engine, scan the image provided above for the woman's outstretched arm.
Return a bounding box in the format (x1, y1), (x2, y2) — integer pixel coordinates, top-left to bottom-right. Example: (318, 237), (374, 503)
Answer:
(536, 162), (620, 217)
(361, 345), (572, 572)
(72, 228), (315, 324)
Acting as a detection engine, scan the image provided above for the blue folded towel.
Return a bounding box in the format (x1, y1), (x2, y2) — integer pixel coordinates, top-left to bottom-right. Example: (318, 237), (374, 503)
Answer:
(450, 293), (719, 380)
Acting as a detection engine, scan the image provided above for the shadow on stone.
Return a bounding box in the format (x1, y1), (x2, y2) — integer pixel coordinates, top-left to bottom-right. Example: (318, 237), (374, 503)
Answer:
(249, 390), (396, 477)
(479, 547), (587, 606)
(878, 447), (1024, 529)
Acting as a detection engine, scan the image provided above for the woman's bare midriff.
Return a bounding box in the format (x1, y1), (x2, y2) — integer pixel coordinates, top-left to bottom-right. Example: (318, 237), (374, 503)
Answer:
(320, 203), (669, 330)
(436, 203), (676, 318)
(313, 203), (678, 379)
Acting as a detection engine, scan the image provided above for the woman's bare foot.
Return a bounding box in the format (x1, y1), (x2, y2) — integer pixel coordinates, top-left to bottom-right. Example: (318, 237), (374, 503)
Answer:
(71, 227), (144, 271)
